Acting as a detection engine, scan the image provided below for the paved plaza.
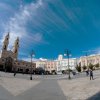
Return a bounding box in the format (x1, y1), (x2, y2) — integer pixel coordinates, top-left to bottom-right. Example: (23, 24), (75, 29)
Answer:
(0, 70), (100, 100)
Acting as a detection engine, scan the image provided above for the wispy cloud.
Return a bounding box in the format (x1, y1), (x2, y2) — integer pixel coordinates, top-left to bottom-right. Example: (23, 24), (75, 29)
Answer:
(0, 2), (13, 11)
(21, 57), (47, 62)
(0, 0), (47, 49)
(21, 57), (38, 62)
(94, 48), (100, 54)
(82, 48), (100, 55)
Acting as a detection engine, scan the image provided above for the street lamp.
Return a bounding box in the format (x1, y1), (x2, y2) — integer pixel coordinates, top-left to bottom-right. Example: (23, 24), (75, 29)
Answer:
(64, 49), (71, 80)
(30, 50), (35, 80)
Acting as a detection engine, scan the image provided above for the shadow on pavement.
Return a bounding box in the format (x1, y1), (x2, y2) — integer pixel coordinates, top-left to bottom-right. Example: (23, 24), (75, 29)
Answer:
(87, 92), (100, 100)
(16, 80), (67, 100)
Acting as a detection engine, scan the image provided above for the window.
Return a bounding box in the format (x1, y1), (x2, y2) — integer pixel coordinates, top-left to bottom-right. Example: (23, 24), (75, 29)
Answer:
(2, 59), (4, 61)
(4, 45), (6, 50)
(15, 49), (17, 53)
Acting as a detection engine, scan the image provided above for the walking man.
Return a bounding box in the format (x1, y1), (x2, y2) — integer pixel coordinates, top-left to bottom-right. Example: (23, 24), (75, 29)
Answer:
(14, 72), (16, 77)
(13, 67), (16, 77)
(90, 69), (93, 80)
(86, 69), (89, 76)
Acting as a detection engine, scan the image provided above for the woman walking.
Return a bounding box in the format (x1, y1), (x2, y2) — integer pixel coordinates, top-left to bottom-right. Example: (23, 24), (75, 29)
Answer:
(90, 69), (93, 80)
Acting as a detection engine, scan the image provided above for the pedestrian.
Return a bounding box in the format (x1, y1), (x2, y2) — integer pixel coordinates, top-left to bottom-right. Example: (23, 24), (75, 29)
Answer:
(90, 69), (93, 80)
(86, 69), (89, 76)
(13, 68), (16, 77)
(14, 72), (16, 77)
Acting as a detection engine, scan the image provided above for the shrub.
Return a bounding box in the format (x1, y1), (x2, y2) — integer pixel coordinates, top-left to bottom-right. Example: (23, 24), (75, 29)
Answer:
(88, 63), (94, 70)
(76, 65), (81, 72)
(95, 63), (99, 69)
(83, 65), (87, 71)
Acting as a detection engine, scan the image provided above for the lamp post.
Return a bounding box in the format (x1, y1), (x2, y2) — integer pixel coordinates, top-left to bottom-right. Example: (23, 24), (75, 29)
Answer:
(64, 49), (71, 80)
(30, 50), (35, 80)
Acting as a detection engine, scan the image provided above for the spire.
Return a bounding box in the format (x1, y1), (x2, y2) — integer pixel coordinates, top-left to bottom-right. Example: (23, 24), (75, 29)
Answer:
(0, 32), (10, 58)
(13, 37), (19, 59)
(16, 37), (19, 41)
(7, 32), (9, 37)
(2, 32), (10, 51)
(5, 32), (9, 40)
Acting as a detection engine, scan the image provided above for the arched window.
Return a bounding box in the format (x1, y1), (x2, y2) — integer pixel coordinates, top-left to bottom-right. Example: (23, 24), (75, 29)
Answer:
(4, 45), (6, 50)
(15, 49), (17, 53)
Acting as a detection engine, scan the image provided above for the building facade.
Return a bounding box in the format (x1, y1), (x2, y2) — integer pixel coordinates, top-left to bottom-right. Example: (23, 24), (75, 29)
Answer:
(0, 33), (36, 73)
(35, 60), (46, 69)
(1, 34), (100, 74)
(13, 60), (36, 73)
(79, 54), (100, 67)
(45, 60), (57, 74)
(56, 55), (77, 74)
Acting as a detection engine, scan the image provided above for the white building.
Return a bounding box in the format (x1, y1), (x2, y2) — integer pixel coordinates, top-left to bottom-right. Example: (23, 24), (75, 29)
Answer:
(56, 55), (77, 74)
(35, 61), (46, 69)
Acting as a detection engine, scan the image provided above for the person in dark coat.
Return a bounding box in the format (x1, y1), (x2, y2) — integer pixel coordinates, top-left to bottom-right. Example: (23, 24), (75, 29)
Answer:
(90, 69), (93, 80)
(13, 67), (16, 77)
(86, 69), (89, 76)
(14, 72), (16, 77)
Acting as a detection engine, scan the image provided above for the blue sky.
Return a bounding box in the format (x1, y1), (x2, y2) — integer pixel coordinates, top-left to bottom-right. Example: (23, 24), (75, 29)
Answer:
(0, 0), (100, 60)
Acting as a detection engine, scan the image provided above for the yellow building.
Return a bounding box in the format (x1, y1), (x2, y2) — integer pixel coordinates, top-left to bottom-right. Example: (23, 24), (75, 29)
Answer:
(79, 54), (100, 67)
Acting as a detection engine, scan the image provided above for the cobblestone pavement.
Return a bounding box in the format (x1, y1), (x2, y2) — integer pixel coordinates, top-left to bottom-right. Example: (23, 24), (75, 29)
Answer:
(0, 78), (66, 100)
(0, 71), (91, 80)
(58, 70), (100, 100)
(0, 70), (100, 100)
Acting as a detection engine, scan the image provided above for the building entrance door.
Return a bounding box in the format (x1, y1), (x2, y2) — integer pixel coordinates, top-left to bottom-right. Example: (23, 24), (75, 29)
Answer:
(5, 57), (13, 72)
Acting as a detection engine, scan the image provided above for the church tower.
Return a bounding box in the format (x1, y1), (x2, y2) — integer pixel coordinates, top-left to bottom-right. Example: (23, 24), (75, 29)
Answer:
(13, 37), (19, 60)
(2, 33), (9, 51)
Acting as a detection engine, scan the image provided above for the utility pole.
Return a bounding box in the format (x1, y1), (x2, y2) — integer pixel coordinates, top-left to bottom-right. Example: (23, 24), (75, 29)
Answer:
(30, 50), (35, 80)
(64, 49), (71, 80)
